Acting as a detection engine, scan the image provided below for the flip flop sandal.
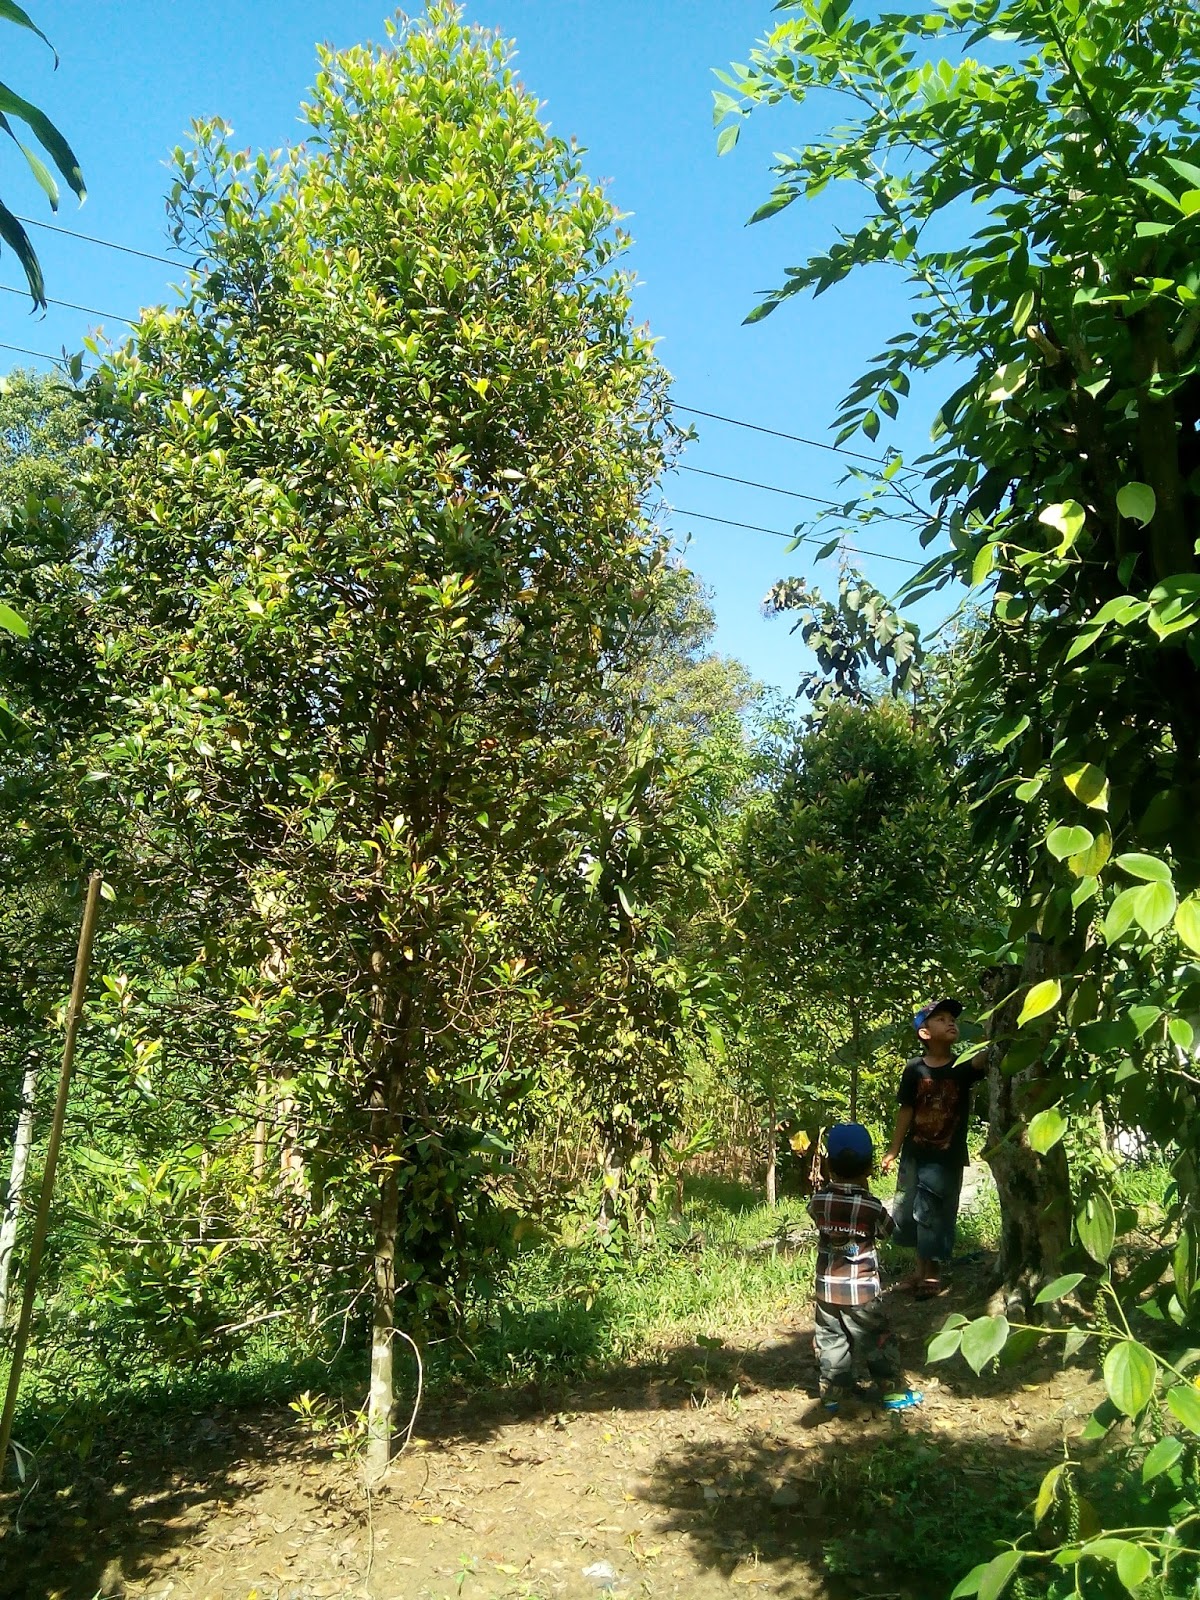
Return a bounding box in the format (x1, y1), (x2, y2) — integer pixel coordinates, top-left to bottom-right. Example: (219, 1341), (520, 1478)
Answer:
(913, 1280), (945, 1299)
(881, 1390), (924, 1412)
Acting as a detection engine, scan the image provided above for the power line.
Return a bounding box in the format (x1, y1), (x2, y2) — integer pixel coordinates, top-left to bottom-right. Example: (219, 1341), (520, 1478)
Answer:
(0, 282), (132, 323)
(671, 401), (888, 466)
(678, 462), (845, 512)
(0, 339), (84, 366)
(0, 335), (929, 567)
(14, 213), (180, 269)
(6, 219), (906, 478)
(668, 506), (925, 569)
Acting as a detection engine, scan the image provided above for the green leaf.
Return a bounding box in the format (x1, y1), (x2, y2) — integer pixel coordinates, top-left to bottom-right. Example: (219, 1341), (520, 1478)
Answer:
(1142, 1436), (1183, 1483)
(976, 1550), (1023, 1600)
(1132, 880), (1176, 937)
(1169, 1016), (1195, 1050)
(1167, 1382), (1200, 1434)
(1028, 1107), (1066, 1153)
(1018, 978), (1061, 1027)
(1069, 830), (1111, 877)
(0, 196), (43, 307)
(1034, 1462), (1065, 1522)
(0, 600), (28, 637)
(1034, 1272), (1085, 1305)
(927, 1325), (963, 1361)
(1047, 825), (1093, 860)
(1114, 852), (1172, 884)
(1038, 499), (1085, 551)
(1011, 289), (1035, 331)
(1116, 482), (1157, 526)
(0, 109), (58, 207)
(0, 2), (55, 59)
(0, 79), (85, 200)
(1103, 1340), (1157, 1417)
(950, 1565), (987, 1600)
(1062, 762), (1108, 811)
(1103, 887), (1141, 945)
(716, 123), (741, 156)
(1176, 897), (1200, 954)
(1077, 1189), (1116, 1263)
(960, 1314), (1009, 1374)
(1115, 1541), (1153, 1593)
(971, 542), (997, 587)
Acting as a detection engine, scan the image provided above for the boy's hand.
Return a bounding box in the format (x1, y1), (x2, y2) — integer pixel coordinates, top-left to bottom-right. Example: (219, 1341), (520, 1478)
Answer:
(880, 1151), (898, 1175)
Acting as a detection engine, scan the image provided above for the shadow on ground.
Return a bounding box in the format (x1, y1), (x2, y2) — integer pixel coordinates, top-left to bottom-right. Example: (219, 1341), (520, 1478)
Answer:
(636, 1412), (1053, 1600)
(1, 1250), (1084, 1599)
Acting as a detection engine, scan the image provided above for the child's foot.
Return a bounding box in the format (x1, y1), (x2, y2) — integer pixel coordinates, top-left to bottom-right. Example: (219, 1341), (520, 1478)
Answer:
(913, 1278), (945, 1300)
(881, 1389), (924, 1412)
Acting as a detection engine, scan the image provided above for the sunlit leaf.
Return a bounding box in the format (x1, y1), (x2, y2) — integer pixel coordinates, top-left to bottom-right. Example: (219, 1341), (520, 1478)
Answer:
(1017, 978), (1061, 1026)
(960, 1314), (1009, 1374)
(1103, 1340), (1156, 1416)
(1027, 1107), (1066, 1153)
(1062, 762), (1108, 810)
(1116, 482), (1156, 526)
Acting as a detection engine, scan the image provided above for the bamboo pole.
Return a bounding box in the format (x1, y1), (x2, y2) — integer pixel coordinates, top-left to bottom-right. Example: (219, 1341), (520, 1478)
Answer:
(0, 1061), (39, 1325)
(0, 871), (103, 1482)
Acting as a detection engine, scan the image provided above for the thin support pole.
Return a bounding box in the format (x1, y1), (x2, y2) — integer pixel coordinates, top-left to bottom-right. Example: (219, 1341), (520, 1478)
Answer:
(0, 871), (103, 1481)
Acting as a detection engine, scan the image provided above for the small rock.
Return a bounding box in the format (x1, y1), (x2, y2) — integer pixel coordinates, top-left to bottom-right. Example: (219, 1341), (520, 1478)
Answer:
(770, 1482), (801, 1510)
(582, 1559), (620, 1588)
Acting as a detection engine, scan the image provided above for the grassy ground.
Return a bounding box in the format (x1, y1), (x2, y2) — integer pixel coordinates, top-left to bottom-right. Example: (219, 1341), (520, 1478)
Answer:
(2, 1157), (1167, 1469)
(3, 1161), (1183, 1600)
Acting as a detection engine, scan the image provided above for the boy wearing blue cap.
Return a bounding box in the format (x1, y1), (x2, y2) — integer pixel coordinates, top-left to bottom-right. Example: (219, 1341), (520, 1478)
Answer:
(807, 1122), (921, 1413)
(881, 998), (989, 1299)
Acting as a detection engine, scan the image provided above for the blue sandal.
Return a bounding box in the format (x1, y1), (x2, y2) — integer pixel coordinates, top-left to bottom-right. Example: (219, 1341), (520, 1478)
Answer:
(881, 1390), (924, 1412)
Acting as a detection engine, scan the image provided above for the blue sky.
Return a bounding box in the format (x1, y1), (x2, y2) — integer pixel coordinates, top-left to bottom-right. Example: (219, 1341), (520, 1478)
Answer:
(5, 2), (948, 693)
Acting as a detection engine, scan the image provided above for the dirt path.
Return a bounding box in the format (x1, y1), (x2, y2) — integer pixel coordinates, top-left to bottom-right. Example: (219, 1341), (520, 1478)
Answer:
(1, 1264), (1102, 1600)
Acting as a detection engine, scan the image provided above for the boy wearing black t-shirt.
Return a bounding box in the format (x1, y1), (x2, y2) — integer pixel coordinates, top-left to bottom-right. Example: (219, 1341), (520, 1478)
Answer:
(880, 998), (988, 1299)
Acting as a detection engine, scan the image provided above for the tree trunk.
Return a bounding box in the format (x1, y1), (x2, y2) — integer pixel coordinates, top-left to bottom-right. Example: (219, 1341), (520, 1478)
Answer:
(365, 1154), (399, 1481)
(0, 1061), (37, 1325)
(765, 1090), (777, 1208)
(983, 939), (1074, 1311)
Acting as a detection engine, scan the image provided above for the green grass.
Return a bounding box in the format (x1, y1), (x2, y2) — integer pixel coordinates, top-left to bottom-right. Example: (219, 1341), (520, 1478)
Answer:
(3, 1176), (812, 1458)
(6, 1166), (1031, 1462)
(457, 1178), (813, 1388)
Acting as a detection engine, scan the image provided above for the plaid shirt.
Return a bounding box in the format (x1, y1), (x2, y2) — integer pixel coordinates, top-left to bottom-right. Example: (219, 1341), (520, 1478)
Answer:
(807, 1180), (894, 1307)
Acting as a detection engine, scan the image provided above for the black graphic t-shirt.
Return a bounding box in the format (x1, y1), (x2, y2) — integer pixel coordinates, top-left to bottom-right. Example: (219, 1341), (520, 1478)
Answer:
(897, 1055), (988, 1167)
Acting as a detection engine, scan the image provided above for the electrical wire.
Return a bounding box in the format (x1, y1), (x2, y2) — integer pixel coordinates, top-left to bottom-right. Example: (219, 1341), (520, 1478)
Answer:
(670, 401), (887, 465)
(9, 219), (901, 472)
(679, 462), (862, 512)
(0, 282), (132, 323)
(14, 213), (180, 269)
(668, 506), (926, 569)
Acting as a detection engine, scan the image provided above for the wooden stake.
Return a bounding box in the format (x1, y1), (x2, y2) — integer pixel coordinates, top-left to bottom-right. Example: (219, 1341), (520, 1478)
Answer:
(0, 871), (103, 1482)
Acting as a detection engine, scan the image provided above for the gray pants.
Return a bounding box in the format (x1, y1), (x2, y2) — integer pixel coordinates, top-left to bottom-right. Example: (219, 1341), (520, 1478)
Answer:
(893, 1157), (964, 1263)
(813, 1297), (903, 1392)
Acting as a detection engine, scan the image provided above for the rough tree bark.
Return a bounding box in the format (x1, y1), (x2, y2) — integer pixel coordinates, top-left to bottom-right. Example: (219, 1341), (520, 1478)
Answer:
(982, 938), (1074, 1313)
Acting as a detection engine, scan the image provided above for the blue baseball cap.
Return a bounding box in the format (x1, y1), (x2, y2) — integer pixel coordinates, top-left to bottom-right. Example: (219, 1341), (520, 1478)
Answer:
(826, 1123), (874, 1165)
(914, 997), (963, 1033)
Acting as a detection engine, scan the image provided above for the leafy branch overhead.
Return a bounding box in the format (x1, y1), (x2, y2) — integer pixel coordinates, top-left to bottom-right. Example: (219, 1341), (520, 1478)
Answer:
(0, 3), (85, 307)
(725, 0), (1200, 1590)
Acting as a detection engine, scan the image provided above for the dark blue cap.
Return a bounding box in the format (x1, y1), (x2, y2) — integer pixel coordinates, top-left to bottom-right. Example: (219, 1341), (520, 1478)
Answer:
(826, 1122), (873, 1165)
(914, 997), (963, 1033)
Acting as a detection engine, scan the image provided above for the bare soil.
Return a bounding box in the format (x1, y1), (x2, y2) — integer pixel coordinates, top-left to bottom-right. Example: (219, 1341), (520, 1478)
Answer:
(1, 1264), (1102, 1600)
